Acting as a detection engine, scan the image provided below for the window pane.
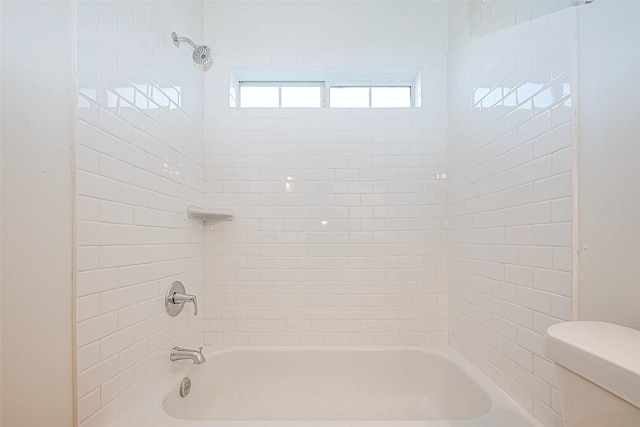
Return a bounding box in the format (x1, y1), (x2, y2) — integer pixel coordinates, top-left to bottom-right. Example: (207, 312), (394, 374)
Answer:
(330, 87), (369, 108)
(281, 87), (321, 108)
(371, 87), (411, 108)
(240, 86), (279, 108)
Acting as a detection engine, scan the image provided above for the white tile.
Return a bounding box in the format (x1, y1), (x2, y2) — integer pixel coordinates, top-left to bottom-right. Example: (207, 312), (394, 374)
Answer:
(78, 342), (101, 373)
(517, 287), (551, 314)
(78, 246), (101, 271)
(550, 198), (572, 223)
(552, 147), (572, 174)
(73, 4), (575, 427)
(77, 145), (100, 173)
(551, 294), (573, 321)
(77, 295), (100, 322)
(77, 268), (118, 296)
(533, 268), (572, 297)
(533, 122), (572, 158)
(552, 247), (573, 272)
(118, 301), (150, 330)
(77, 196), (101, 222)
(77, 355), (118, 397)
(77, 171), (118, 201)
(79, 398), (119, 427)
(100, 109), (133, 143)
(534, 172), (572, 202)
(448, 6), (573, 426)
(101, 367), (135, 404)
(518, 246), (553, 268)
(99, 245), (134, 268)
(517, 202), (551, 225)
(533, 222), (572, 247)
(75, 1), (206, 420)
(518, 156), (553, 185)
(100, 327), (136, 360)
(77, 312), (118, 347)
(517, 112), (551, 144)
(78, 388), (100, 423)
(77, 221), (119, 246)
(517, 365), (551, 405)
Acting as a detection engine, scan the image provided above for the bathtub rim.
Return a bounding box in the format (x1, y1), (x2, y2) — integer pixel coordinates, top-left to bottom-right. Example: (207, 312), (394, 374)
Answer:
(108, 345), (542, 427)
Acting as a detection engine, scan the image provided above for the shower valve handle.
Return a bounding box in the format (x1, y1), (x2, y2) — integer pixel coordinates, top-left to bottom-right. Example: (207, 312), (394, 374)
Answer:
(165, 281), (198, 317)
(169, 292), (198, 316)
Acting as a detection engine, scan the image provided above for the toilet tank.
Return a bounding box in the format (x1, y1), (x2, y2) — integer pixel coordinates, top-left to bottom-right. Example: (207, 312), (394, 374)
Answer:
(546, 321), (640, 427)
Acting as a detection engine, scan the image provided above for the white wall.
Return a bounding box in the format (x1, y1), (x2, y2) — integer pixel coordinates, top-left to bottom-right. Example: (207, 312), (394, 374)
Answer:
(8, 2), (640, 426)
(448, 2), (574, 426)
(0, 1), (75, 425)
(0, 3), (3, 420)
(577, 0), (640, 329)
(75, 1), (206, 425)
(202, 1), (450, 346)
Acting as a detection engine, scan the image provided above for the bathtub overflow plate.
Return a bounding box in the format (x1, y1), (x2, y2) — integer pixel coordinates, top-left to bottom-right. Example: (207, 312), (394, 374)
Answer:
(180, 377), (192, 398)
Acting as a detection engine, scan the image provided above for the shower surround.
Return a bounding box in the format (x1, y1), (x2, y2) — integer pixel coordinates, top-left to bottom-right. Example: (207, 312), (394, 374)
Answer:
(75, 1), (206, 425)
(448, 3), (574, 427)
(201, 1), (449, 347)
(73, 1), (575, 427)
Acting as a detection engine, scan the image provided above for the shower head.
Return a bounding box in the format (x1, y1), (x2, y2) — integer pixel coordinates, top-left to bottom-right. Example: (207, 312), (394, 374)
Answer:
(192, 45), (212, 65)
(172, 32), (212, 65)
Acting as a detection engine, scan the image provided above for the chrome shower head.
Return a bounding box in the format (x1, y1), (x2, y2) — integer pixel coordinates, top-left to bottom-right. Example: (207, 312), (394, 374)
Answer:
(192, 45), (212, 65)
(172, 32), (212, 65)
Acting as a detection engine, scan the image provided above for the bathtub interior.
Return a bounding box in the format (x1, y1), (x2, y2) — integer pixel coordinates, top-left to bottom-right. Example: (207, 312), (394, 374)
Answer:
(163, 348), (492, 421)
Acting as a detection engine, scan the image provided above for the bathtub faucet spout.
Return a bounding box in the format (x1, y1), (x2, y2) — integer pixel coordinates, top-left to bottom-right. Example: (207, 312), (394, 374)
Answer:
(170, 346), (206, 364)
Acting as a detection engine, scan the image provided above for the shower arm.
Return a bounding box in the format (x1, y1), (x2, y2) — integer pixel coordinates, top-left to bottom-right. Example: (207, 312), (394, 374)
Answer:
(172, 34), (196, 49)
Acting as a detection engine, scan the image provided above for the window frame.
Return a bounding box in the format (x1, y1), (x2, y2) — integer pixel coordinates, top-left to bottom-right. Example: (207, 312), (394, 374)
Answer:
(326, 81), (414, 109)
(237, 80), (415, 109)
(238, 81), (325, 108)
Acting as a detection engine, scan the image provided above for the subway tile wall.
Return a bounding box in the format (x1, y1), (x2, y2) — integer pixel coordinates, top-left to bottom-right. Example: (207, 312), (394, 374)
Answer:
(75, 1), (205, 425)
(200, 2), (449, 347)
(70, 1), (576, 425)
(202, 62), (449, 347)
(448, 3), (573, 427)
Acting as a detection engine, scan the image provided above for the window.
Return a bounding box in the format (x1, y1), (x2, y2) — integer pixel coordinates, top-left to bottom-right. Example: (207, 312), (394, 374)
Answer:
(238, 82), (412, 108)
(230, 68), (421, 109)
(239, 82), (323, 108)
(329, 87), (369, 108)
(330, 86), (411, 108)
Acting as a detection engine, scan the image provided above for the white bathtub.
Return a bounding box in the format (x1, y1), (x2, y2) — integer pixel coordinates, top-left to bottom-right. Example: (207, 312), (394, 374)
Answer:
(110, 346), (541, 427)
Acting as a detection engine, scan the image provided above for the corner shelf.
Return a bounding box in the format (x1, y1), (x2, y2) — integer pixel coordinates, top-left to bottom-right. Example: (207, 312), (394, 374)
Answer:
(187, 205), (233, 223)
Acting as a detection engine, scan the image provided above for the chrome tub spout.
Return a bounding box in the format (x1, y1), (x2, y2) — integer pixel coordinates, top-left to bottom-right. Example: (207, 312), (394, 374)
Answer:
(170, 346), (206, 364)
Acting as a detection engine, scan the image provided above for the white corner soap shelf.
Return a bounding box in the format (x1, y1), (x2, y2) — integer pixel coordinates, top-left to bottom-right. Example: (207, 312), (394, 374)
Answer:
(187, 205), (233, 223)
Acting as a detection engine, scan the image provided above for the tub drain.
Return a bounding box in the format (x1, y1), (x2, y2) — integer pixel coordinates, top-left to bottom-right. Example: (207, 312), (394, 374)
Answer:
(180, 377), (192, 398)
